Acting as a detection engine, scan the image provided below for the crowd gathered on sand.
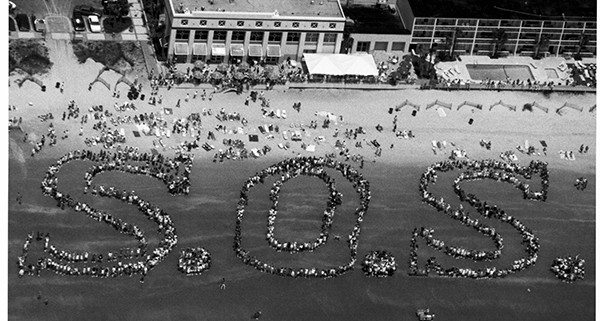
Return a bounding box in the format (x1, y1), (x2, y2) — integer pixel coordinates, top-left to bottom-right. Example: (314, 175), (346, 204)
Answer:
(9, 53), (594, 289)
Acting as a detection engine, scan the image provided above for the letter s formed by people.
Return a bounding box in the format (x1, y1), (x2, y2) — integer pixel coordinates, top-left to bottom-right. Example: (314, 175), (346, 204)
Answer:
(234, 156), (371, 278)
(410, 159), (547, 279)
(17, 149), (194, 282)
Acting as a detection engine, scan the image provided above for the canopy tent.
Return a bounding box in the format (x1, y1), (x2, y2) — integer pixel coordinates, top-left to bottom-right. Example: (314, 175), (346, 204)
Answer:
(193, 43), (207, 56)
(174, 43), (189, 55)
(395, 100), (420, 111)
(425, 100), (452, 110)
(211, 44), (226, 56)
(457, 101), (483, 111)
(230, 44), (244, 57)
(248, 44), (263, 57)
(556, 102), (583, 116)
(489, 100), (516, 112)
(303, 53), (378, 76)
(267, 45), (281, 57)
(531, 102), (549, 113)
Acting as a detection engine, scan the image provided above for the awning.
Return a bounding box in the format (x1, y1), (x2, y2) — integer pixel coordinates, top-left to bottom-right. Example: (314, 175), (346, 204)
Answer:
(174, 42), (189, 55)
(193, 43), (207, 55)
(267, 45), (281, 57)
(212, 44), (226, 56)
(303, 53), (378, 76)
(248, 44), (263, 57)
(230, 44), (244, 56)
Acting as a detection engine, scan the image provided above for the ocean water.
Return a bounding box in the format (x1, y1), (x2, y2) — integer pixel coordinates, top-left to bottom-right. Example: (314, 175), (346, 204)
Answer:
(8, 151), (595, 321)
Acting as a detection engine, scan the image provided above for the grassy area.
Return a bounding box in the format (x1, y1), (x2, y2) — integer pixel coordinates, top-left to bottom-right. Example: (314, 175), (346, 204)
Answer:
(71, 40), (145, 74)
(9, 39), (53, 75)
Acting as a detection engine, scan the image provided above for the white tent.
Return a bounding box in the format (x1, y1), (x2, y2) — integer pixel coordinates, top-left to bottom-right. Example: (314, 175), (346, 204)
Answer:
(303, 54), (378, 76)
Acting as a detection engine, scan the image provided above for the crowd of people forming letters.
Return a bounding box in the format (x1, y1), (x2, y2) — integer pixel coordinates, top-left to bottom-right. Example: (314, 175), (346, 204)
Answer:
(234, 156), (371, 279)
(18, 148), (193, 282)
(409, 159), (550, 279)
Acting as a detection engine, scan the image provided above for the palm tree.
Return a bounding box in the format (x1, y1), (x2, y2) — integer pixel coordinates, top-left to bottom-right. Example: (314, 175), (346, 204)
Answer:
(533, 34), (550, 59)
(490, 28), (508, 58)
(576, 34), (590, 55)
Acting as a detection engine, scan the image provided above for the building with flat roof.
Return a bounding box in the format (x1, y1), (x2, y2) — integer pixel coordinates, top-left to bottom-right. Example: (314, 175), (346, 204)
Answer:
(163, 0), (346, 64)
(406, 0), (597, 59)
(409, 18), (596, 59)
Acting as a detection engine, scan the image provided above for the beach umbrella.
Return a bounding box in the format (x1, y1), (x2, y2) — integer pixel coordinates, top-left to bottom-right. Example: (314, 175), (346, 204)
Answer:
(211, 72), (224, 80)
(216, 63), (228, 73)
(233, 72), (246, 80)
(193, 60), (206, 71)
(193, 70), (205, 79)
(398, 61), (411, 77)
(263, 65), (280, 78)
(236, 62), (250, 72)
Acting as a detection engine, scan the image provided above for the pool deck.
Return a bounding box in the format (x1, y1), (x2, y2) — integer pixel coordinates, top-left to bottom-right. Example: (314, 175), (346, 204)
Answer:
(435, 55), (591, 84)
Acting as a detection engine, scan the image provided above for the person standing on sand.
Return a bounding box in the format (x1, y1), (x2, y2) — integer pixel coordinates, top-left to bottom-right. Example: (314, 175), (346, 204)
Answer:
(219, 277), (226, 289)
(16, 192), (22, 205)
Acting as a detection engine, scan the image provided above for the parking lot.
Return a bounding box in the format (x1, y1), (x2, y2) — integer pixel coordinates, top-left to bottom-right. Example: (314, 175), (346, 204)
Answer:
(11, 0), (102, 17)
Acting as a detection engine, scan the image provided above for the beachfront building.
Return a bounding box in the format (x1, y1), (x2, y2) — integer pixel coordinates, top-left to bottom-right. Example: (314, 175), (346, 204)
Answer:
(162, 0), (346, 64)
(409, 18), (597, 59)
(340, 0), (413, 55)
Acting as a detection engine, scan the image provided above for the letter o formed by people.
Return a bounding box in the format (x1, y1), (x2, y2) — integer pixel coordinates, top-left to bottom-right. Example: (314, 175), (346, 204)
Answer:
(234, 156), (371, 279)
(267, 166), (341, 253)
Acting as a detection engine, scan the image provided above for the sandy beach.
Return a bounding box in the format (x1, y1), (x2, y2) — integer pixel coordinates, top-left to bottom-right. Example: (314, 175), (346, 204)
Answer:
(8, 40), (596, 172)
(7, 39), (596, 321)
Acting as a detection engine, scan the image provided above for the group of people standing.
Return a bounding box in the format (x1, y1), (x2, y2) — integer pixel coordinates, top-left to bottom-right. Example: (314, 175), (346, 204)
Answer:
(234, 156), (371, 279)
(19, 148), (193, 281)
(266, 165), (342, 253)
(410, 159), (548, 279)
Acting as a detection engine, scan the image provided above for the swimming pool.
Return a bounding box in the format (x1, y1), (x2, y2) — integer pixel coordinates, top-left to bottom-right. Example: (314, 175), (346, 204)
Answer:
(466, 64), (535, 81)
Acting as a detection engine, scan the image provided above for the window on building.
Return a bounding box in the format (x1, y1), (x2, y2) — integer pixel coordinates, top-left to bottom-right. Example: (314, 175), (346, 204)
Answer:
(329, 23), (336, 29)
(265, 56), (279, 64)
(292, 22), (299, 28)
(305, 32), (319, 43)
(218, 20), (225, 26)
(287, 32), (300, 42)
(356, 41), (370, 52)
(310, 22), (318, 28)
(391, 42), (406, 51)
(274, 21), (281, 28)
(268, 32), (282, 43)
(323, 33), (336, 43)
(200, 20), (207, 26)
(213, 30), (227, 41)
(175, 30), (190, 41)
(250, 31), (264, 42)
(194, 30), (208, 41)
(237, 21), (244, 27)
(374, 41), (387, 51)
(231, 31), (245, 42)
(255, 21), (263, 27)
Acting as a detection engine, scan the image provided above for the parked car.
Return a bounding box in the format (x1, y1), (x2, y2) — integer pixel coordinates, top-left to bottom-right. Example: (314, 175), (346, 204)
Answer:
(15, 14), (30, 31)
(72, 15), (85, 31)
(73, 5), (102, 17)
(9, 17), (16, 32)
(32, 15), (46, 32)
(9, 1), (16, 13)
(87, 15), (102, 33)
